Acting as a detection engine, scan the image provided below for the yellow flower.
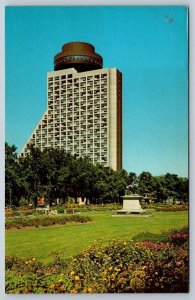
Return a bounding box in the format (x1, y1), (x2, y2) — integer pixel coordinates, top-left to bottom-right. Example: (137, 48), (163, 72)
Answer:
(50, 284), (55, 289)
(87, 287), (92, 293)
(32, 257), (36, 261)
(123, 241), (127, 245)
(70, 289), (77, 293)
(115, 267), (121, 272)
(111, 274), (116, 281)
(74, 275), (80, 281)
(70, 271), (75, 275)
(25, 261), (28, 264)
(60, 273), (64, 277)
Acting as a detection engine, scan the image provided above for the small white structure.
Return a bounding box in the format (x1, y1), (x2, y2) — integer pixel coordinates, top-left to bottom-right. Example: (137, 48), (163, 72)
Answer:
(117, 194), (144, 214)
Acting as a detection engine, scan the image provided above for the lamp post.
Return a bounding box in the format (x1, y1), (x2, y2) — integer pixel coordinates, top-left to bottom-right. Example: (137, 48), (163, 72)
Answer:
(9, 188), (12, 208)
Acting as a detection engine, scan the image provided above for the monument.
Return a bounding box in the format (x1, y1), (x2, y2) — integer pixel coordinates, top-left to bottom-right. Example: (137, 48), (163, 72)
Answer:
(115, 184), (147, 215)
(118, 194), (144, 214)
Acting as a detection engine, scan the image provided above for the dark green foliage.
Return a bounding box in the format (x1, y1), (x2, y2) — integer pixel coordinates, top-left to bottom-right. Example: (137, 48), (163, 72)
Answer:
(5, 143), (24, 206)
(132, 232), (168, 243)
(57, 208), (65, 214)
(5, 142), (189, 206)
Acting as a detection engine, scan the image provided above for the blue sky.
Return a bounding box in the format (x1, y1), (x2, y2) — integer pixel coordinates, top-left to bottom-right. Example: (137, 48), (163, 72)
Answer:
(5, 6), (188, 177)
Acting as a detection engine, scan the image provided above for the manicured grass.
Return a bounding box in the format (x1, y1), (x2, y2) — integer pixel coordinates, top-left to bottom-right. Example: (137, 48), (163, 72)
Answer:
(5, 211), (188, 263)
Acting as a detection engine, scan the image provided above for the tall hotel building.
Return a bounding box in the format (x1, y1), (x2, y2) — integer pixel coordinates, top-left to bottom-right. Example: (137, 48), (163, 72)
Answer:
(20, 42), (122, 170)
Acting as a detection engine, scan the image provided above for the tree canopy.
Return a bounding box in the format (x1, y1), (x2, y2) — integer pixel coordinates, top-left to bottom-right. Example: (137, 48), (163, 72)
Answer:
(5, 143), (189, 206)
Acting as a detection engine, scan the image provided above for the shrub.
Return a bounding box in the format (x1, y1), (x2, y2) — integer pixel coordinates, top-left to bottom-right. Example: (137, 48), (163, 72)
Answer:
(5, 208), (36, 218)
(5, 270), (71, 294)
(5, 256), (71, 294)
(5, 215), (91, 229)
(5, 209), (22, 218)
(18, 197), (28, 206)
(142, 203), (188, 212)
(132, 226), (189, 246)
(168, 226), (189, 246)
(65, 204), (122, 213)
(132, 231), (168, 243)
(5, 256), (44, 275)
(156, 205), (188, 212)
(57, 208), (65, 214)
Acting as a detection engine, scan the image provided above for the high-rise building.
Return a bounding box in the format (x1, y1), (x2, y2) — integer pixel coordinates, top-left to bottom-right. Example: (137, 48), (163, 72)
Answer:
(20, 42), (122, 170)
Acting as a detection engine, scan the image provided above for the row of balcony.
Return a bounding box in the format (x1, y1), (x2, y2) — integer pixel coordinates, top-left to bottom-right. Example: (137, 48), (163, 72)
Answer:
(48, 96), (108, 103)
(48, 73), (107, 82)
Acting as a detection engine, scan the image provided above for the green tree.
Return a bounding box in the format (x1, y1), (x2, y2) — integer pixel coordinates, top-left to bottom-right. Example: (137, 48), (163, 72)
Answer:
(153, 176), (168, 202)
(5, 143), (23, 206)
(138, 171), (154, 197)
(178, 177), (189, 204)
(19, 146), (46, 207)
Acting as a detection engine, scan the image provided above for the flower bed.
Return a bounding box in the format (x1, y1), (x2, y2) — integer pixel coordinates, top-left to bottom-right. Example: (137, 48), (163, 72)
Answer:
(156, 205), (188, 212)
(58, 203), (123, 213)
(5, 226), (189, 293)
(66, 239), (188, 293)
(142, 203), (188, 212)
(5, 215), (91, 229)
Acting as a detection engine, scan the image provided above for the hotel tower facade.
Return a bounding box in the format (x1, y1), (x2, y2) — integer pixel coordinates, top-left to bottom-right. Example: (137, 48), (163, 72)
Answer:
(20, 42), (122, 170)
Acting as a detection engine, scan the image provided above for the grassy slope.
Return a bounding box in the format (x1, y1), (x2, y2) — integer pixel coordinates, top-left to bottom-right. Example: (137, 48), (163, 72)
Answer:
(5, 211), (188, 263)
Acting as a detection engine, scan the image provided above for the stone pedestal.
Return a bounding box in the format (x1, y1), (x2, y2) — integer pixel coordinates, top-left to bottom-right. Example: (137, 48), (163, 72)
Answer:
(117, 194), (144, 214)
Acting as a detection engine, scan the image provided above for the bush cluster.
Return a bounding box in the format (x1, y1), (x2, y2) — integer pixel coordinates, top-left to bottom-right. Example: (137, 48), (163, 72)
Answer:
(168, 226), (188, 246)
(132, 231), (168, 243)
(156, 205), (188, 212)
(142, 203), (188, 212)
(132, 226), (188, 245)
(66, 240), (188, 293)
(6, 208), (37, 218)
(55, 203), (122, 213)
(5, 215), (91, 229)
(5, 255), (72, 294)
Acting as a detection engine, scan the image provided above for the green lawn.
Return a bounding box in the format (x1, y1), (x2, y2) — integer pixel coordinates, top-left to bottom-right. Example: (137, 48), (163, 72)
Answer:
(5, 211), (188, 263)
